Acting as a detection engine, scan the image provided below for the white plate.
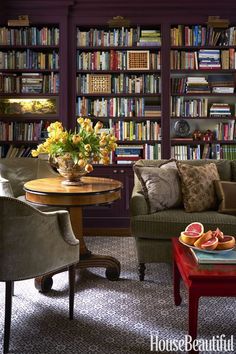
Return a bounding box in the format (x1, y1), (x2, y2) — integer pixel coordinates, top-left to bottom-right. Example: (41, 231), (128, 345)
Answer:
(178, 237), (235, 254)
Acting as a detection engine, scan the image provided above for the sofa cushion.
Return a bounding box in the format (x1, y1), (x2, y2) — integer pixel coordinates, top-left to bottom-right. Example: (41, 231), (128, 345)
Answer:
(131, 209), (236, 240)
(133, 163), (182, 213)
(177, 162), (220, 212)
(214, 180), (236, 215)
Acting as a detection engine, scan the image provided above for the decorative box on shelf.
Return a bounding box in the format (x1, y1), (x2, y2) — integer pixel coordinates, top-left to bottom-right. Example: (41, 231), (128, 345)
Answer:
(127, 51), (150, 70)
(89, 74), (111, 93)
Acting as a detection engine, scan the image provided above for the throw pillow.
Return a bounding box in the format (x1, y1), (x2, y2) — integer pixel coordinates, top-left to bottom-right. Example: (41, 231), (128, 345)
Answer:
(0, 177), (14, 197)
(214, 180), (236, 215)
(133, 162), (182, 213)
(177, 162), (220, 212)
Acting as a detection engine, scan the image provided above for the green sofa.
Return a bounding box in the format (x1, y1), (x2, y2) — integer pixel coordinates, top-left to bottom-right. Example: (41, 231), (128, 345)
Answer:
(130, 159), (236, 280)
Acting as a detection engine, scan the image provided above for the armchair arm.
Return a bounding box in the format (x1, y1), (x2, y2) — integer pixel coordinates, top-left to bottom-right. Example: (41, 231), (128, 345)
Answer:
(42, 210), (79, 246)
(130, 183), (148, 216)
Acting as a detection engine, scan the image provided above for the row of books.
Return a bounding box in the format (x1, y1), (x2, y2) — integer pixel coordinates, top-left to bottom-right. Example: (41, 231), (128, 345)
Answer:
(171, 143), (236, 160)
(0, 121), (44, 141)
(0, 27), (60, 46)
(214, 121), (236, 141)
(77, 97), (161, 117)
(76, 74), (160, 94)
(171, 97), (236, 117)
(77, 27), (161, 47)
(0, 144), (34, 158)
(171, 25), (236, 46)
(0, 72), (59, 93)
(0, 50), (59, 70)
(112, 120), (161, 141)
(171, 75), (235, 94)
(77, 51), (161, 71)
(171, 49), (236, 70)
(171, 97), (209, 117)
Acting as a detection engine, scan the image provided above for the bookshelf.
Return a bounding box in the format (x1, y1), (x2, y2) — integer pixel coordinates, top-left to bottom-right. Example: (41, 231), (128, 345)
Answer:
(170, 23), (236, 160)
(0, 24), (61, 157)
(75, 25), (162, 164)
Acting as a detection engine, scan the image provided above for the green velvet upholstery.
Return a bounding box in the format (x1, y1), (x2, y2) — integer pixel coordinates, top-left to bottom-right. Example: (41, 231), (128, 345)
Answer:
(0, 196), (80, 353)
(130, 159), (236, 279)
(0, 157), (61, 211)
(0, 197), (80, 280)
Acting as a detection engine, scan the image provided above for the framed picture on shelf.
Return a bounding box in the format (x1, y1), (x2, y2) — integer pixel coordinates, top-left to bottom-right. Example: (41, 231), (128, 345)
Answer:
(127, 50), (150, 70)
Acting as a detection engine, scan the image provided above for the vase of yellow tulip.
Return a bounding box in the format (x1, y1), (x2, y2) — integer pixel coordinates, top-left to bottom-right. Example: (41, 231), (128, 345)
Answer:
(31, 117), (117, 185)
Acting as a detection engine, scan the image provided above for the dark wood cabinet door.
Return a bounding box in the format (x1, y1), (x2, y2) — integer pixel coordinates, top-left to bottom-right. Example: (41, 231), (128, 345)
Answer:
(83, 165), (134, 232)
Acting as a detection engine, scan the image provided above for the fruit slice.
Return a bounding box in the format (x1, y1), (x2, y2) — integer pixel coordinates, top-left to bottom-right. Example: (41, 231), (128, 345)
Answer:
(200, 236), (218, 251)
(185, 222), (204, 236)
(180, 231), (201, 245)
(194, 230), (213, 249)
(216, 235), (235, 250)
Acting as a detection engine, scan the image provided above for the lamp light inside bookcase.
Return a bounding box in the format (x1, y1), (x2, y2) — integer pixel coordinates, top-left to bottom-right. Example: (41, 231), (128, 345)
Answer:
(127, 51), (150, 70)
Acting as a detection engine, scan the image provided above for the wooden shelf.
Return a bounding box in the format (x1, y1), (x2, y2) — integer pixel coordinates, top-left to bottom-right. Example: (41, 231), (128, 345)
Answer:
(76, 93), (161, 97)
(171, 139), (236, 145)
(0, 45), (59, 50)
(0, 69), (59, 73)
(171, 116), (236, 120)
(0, 93), (59, 97)
(77, 46), (161, 50)
(76, 69), (161, 74)
(171, 93), (236, 96)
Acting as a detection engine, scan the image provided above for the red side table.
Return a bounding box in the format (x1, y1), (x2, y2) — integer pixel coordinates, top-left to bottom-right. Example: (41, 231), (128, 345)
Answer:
(172, 238), (236, 353)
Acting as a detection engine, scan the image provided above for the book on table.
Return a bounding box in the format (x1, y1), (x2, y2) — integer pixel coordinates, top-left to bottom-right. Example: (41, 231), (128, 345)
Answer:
(191, 248), (236, 264)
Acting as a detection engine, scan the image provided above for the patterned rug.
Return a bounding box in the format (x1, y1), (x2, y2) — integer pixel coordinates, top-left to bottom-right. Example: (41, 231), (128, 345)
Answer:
(0, 237), (235, 354)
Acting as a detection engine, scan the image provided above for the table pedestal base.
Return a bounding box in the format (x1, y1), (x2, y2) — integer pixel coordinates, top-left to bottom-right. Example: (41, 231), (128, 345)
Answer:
(35, 254), (121, 293)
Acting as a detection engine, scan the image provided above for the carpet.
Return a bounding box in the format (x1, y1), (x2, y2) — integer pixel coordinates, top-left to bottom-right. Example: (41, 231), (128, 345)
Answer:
(0, 237), (235, 354)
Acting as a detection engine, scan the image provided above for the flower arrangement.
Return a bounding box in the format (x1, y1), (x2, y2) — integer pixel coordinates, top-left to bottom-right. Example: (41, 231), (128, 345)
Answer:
(31, 117), (117, 175)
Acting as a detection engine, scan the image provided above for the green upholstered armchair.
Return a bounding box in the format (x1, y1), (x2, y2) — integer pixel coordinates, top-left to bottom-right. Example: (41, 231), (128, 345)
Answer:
(0, 196), (80, 354)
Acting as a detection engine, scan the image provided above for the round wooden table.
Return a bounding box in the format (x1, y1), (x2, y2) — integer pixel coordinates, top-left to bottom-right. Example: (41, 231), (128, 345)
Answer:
(24, 176), (122, 292)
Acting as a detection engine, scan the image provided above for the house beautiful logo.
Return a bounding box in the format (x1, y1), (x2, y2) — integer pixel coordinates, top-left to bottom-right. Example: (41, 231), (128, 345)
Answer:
(150, 331), (234, 352)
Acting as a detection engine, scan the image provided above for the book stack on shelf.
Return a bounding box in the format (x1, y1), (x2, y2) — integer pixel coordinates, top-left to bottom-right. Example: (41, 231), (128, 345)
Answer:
(137, 29), (161, 47)
(186, 76), (210, 93)
(208, 74), (235, 93)
(209, 103), (232, 117)
(113, 144), (144, 164)
(198, 49), (221, 69)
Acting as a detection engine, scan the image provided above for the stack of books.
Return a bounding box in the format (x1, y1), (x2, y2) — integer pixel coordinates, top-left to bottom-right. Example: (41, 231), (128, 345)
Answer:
(191, 248), (236, 264)
(210, 103), (231, 117)
(137, 29), (161, 46)
(21, 73), (43, 93)
(186, 76), (210, 93)
(114, 144), (144, 164)
(198, 49), (221, 69)
(144, 104), (161, 117)
(208, 75), (235, 93)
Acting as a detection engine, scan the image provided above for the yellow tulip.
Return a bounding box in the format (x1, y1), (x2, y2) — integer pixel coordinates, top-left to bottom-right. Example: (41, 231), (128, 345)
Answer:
(72, 135), (82, 144)
(78, 159), (86, 167)
(85, 164), (93, 173)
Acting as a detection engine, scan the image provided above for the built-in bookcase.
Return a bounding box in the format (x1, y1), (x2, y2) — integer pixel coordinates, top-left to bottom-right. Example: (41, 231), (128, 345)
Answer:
(0, 24), (60, 157)
(75, 25), (162, 164)
(170, 24), (236, 160)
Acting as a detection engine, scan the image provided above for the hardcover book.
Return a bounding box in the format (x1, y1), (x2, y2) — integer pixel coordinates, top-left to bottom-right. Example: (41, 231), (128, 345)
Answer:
(191, 248), (236, 264)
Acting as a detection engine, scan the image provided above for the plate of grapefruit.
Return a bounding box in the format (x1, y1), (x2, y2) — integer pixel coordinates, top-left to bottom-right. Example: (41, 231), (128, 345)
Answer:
(179, 222), (236, 254)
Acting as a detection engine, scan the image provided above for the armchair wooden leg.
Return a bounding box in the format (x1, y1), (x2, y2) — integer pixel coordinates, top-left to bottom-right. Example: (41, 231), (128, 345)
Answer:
(68, 265), (76, 320)
(4, 281), (13, 354)
(138, 263), (146, 281)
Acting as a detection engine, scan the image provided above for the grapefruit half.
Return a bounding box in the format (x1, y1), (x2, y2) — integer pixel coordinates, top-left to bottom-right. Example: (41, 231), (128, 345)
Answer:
(180, 231), (201, 245)
(185, 222), (204, 236)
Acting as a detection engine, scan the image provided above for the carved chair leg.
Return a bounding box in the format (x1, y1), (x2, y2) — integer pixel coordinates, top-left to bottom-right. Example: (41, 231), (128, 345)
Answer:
(138, 263), (146, 281)
(4, 281), (13, 354)
(68, 265), (76, 320)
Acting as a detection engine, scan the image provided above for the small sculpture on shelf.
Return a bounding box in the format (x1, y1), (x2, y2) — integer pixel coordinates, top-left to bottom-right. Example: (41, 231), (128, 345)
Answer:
(192, 129), (203, 141)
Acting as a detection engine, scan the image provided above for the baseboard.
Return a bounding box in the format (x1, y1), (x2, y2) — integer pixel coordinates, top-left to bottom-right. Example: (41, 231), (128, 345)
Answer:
(84, 228), (131, 236)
